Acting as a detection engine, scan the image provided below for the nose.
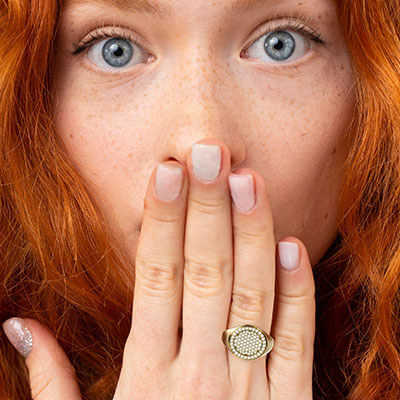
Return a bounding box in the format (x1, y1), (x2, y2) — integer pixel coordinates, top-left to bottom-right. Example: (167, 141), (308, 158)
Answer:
(155, 51), (247, 172)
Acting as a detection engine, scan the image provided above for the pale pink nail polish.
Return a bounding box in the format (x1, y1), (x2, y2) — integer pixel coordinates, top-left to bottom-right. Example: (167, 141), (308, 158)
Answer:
(155, 163), (183, 202)
(278, 241), (300, 271)
(192, 143), (221, 182)
(228, 173), (255, 213)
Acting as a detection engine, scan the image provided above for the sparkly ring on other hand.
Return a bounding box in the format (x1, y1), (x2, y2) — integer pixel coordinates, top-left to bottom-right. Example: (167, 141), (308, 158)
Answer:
(222, 324), (274, 360)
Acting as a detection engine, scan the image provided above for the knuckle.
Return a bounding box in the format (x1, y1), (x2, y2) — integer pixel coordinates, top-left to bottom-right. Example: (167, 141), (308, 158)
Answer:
(184, 255), (228, 297)
(189, 194), (226, 216)
(135, 255), (181, 296)
(234, 226), (269, 244)
(30, 372), (52, 399)
(278, 290), (315, 307)
(273, 331), (307, 362)
(230, 287), (268, 319)
(180, 369), (229, 400)
(144, 203), (182, 225)
(115, 359), (166, 398)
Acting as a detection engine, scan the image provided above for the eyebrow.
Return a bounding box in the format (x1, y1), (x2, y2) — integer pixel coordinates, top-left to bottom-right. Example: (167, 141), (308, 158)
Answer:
(67, 0), (275, 18)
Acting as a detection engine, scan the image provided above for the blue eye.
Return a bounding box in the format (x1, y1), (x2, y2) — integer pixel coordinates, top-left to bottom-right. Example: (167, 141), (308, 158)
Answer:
(87, 37), (149, 70)
(246, 29), (311, 64)
(102, 38), (134, 67)
(264, 31), (296, 61)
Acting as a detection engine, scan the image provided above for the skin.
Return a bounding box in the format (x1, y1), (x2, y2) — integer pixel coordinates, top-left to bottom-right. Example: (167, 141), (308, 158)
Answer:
(0, 0), (357, 398)
(53, 0), (355, 267)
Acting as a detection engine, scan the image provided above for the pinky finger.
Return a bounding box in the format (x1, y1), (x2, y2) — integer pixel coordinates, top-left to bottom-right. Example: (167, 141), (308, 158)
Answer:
(267, 238), (316, 400)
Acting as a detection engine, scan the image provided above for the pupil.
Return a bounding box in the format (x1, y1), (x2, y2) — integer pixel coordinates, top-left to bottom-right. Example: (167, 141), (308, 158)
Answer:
(274, 41), (283, 50)
(113, 47), (123, 57)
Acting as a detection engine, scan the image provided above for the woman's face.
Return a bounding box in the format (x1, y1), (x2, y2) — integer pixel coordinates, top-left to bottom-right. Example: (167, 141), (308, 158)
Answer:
(54, 0), (355, 267)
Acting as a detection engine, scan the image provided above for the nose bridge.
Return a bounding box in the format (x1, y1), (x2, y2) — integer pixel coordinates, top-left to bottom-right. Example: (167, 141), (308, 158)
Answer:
(176, 42), (224, 112)
(156, 38), (247, 170)
(174, 46), (237, 132)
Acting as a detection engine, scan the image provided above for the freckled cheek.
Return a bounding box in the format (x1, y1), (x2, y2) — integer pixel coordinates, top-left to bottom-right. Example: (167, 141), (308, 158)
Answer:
(244, 94), (347, 191)
(54, 97), (146, 181)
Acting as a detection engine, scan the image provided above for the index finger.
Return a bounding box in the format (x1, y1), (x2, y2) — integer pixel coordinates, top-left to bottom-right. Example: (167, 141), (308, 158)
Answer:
(126, 161), (188, 369)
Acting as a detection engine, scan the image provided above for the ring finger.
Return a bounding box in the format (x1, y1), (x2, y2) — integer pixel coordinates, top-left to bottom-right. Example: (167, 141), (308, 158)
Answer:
(226, 168), (275, 399)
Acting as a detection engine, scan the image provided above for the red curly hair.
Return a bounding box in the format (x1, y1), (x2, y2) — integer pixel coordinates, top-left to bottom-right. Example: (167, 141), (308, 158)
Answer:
(0, 0), (399, 399)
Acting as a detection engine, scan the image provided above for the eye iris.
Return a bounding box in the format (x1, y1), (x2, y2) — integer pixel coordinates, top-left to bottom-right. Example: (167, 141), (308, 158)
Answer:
(264, 31), (295, 61)
(102, 38), (133, 67)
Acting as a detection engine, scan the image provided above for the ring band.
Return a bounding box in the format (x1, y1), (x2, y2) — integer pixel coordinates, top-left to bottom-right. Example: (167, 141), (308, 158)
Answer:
(222, 324), (274, 360)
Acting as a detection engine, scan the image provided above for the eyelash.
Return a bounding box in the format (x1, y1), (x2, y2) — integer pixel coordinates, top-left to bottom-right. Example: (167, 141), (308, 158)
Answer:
(249, 21), (324, 47)
(71, 28), (142, 55)
(71, 15), (326, 57)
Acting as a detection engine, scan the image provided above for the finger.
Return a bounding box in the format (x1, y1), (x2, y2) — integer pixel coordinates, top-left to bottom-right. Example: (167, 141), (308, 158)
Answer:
(2, 317), (82, 400)
(124, 162), (188, 372)
(268, 238), (316, 400)
(226, 169), (274, 399)
(179, 139), (233, 365)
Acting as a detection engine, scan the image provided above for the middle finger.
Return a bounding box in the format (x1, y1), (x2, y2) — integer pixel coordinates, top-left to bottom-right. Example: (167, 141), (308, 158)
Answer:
(179, 139), (233, 364)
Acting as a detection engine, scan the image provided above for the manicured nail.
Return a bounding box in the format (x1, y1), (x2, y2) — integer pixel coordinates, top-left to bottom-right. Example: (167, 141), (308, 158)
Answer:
(2, 317), (33, 358)
(228, 173), (255, 213)
(192, 143), (221, 182)
(278, 241), (300, 271)
(155, 164), (184, 202)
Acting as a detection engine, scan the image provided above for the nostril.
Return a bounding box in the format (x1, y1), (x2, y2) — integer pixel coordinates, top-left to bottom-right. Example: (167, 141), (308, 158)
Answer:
(165, 157), (182, 166)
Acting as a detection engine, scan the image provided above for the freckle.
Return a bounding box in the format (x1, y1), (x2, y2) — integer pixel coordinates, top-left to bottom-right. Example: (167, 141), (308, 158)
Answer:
(341, 64), (345, 70)
(290, 99), (295, 105)
(324, 213), (328, 219)
(318, 15), (322, 20)
(128, 153), (133, 158)
(332, 147), (337, 154)
(69, 133), (74, 139)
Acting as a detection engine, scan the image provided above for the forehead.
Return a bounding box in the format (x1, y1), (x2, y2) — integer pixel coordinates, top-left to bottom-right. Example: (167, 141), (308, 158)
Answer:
(64, 0), (293, 17)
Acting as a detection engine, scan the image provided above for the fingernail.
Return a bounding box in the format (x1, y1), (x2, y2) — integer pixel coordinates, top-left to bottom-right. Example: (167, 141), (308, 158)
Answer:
(192, 143), (221, 182)
(278, 241), (300, 271)
(2, 317), (33, 358)
(155, 164), (184, 202)
(228, 173), (255, 213)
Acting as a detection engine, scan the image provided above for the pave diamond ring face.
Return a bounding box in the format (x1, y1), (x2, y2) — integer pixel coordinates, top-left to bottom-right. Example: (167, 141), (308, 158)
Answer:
(222, 324), (274, 360)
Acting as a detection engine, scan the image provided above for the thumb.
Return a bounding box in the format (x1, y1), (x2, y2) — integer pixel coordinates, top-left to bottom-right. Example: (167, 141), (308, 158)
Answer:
(2, 317), (82, 400)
